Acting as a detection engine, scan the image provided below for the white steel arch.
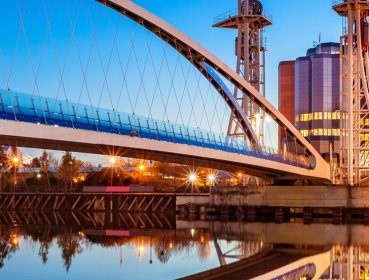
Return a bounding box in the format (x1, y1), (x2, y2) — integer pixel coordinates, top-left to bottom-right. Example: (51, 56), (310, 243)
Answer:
(96, 0), (330, 179)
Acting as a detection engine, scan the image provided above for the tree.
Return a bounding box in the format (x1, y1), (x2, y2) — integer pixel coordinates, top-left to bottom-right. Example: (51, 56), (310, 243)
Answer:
(56, 152), (83, 193)
(57, 232), (83, 272)
(39, 151), (56, 191)
(30, 157), (41, 168)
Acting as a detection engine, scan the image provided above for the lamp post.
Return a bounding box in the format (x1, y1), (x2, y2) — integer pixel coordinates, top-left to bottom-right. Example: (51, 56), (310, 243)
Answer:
(12, 156), (19, 193)
(138, 164), (145, 185)
(68, 161), (73, 192)
(37, 173), (42, 185)
(237, 172), (244, 186)
(110, 157), (116, 186)
(0, 163), (3, 192)
(188, 173), (197, 193)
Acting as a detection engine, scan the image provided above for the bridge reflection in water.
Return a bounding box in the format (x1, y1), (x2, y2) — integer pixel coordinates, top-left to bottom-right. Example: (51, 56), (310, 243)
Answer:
(0, 212), (368, 279)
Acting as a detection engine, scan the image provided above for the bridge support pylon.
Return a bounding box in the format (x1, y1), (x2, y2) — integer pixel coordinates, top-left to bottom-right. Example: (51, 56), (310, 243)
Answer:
(213, 0), (271, 145)
(333, 0), (369, 186)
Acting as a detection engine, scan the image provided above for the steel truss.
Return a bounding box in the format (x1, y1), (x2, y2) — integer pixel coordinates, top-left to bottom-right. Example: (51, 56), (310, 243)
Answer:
(213, 0), (271, 145)
(334, 0), (369, 185)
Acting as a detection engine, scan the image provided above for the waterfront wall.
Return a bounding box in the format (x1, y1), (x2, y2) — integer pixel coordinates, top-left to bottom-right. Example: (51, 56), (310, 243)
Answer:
(177, 185), (369, 208)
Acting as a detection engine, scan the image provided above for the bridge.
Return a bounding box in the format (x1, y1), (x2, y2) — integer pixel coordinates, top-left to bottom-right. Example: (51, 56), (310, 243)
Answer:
(0, 0), (330, 182)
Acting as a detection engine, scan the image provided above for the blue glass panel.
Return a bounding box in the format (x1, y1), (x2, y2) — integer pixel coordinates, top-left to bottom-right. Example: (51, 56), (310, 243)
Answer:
(0, 89), (311, 169)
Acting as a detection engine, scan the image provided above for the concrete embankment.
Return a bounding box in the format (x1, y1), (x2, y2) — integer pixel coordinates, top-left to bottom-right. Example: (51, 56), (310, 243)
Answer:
(176, 185), (369, 220)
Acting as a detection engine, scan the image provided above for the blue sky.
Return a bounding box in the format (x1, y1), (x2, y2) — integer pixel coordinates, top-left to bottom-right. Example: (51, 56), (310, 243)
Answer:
(1, 0), (343, 163)
(133, 0), (342, 105)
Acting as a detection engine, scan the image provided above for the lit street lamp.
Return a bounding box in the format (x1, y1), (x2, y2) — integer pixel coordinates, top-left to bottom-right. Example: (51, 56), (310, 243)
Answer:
(138, 164), (145, 172)
(12, 156), (19, 193)
(68, 161), (73, 192)
(188, 172), (197, 193)
(37, 173), (42, 185)
(110, 157), (116, 186)
(0, 163), (3, 192)
(207, 174), (216, 187)
(138, 163), (145, 185)
(237, 172), (245, 186)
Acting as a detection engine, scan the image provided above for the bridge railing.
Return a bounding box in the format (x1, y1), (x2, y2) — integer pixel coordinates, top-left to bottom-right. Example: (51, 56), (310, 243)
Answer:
(0, 90), (311, 169)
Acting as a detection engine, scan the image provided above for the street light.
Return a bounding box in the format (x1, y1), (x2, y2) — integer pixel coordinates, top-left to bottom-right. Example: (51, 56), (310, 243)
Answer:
(138, 164), (145, 186)
(189, 173), (197, 183)
(188, 172), (198, 193)
(0, 163), (3, 192)
(138, 164), (145, 171)
(207, 174), (216, 187)
(37, 173), (42, 185)
(12, 156), (19, 192)
(110, 157), (116, 186)
(237, 172), (244, 186)
(68, 161), (73, 192)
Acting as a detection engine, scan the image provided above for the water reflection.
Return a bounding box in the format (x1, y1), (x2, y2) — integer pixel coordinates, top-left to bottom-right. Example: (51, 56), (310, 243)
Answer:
(1, 212), (369, 279)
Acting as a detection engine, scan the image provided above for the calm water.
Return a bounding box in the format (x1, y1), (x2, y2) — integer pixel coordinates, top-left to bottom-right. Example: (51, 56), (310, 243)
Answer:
(0, 212), (368, 279)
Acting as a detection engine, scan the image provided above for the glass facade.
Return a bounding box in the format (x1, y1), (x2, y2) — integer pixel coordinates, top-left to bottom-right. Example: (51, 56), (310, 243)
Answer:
(279, 42), (340, 158)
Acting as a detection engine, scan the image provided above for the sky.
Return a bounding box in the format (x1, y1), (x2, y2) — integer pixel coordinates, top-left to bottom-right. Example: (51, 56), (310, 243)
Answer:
(132, 0), (342, 105)
(1, 0), (344, 164)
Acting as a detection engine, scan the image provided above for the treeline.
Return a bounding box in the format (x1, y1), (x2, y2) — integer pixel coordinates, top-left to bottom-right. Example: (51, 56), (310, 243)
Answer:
(0, 147), (215, 193)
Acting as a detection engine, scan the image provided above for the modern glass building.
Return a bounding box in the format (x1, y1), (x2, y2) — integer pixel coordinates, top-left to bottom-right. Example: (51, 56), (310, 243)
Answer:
(279, 42), (340, 160)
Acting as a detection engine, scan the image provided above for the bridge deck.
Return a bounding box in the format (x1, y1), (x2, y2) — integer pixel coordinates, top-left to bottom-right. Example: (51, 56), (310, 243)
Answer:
(0, 90), (309, 169)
